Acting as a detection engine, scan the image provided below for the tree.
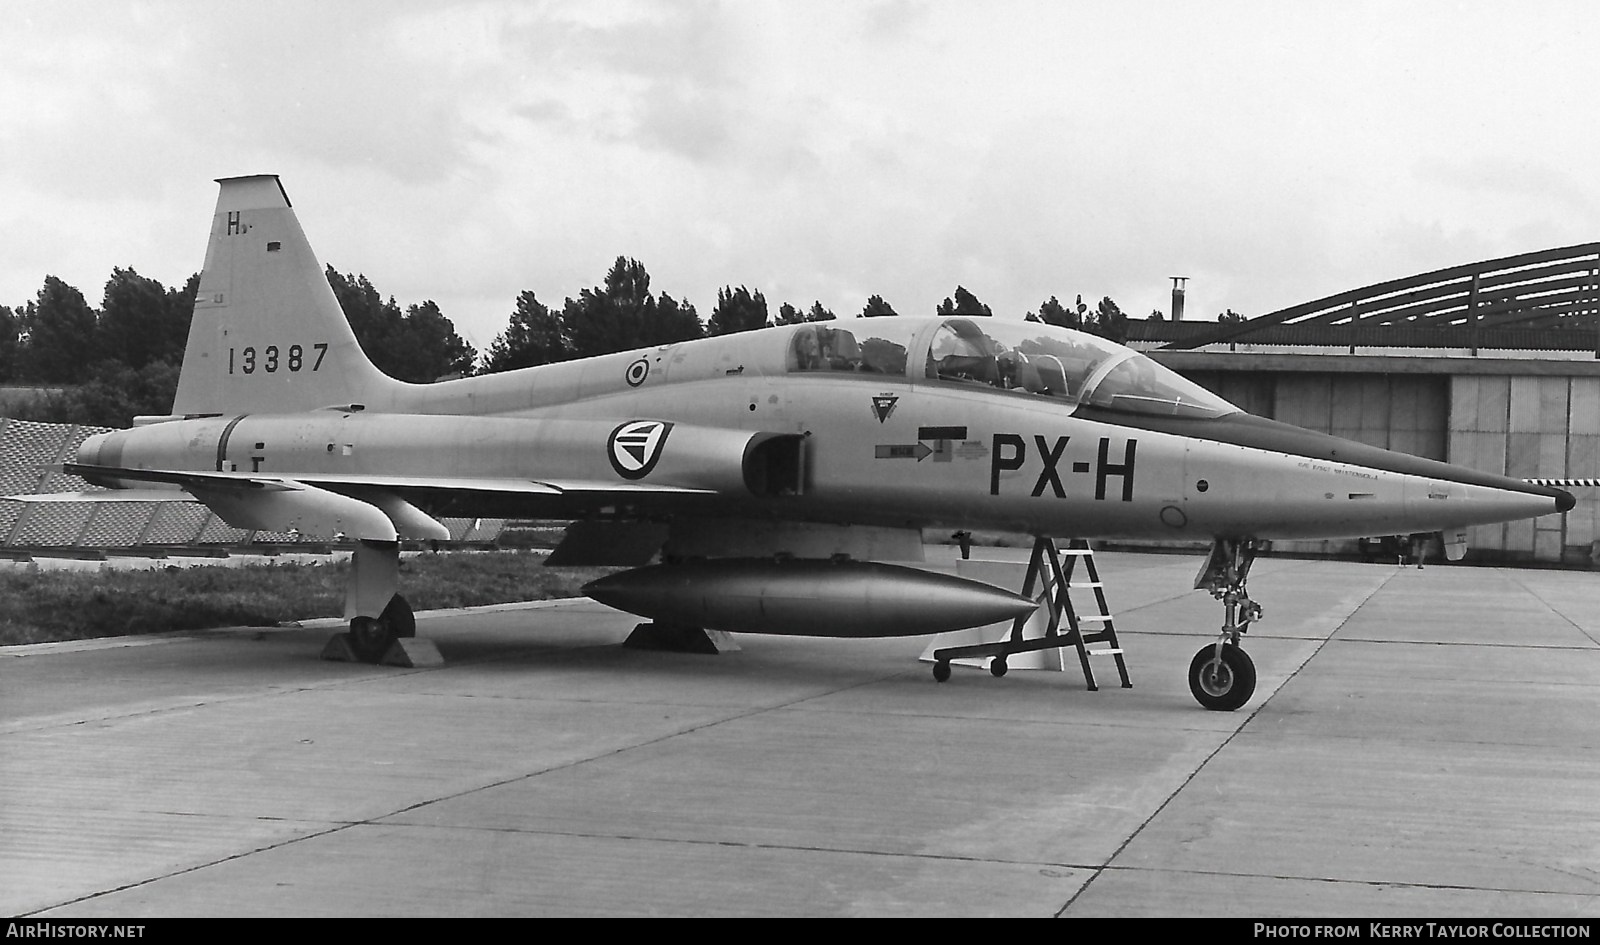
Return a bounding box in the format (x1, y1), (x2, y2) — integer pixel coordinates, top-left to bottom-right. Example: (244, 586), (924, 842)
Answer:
(936, 285), (992, 317)
(0, 305), (20, 382)
(325, 267), (477, 382)
(562, 258), (645, 358)
(326, 267), (407, 372)
(402, 300), (477, 380)
(774, 302), (806, 326)
(1218, 309), (1247, 323)
(1148, 309), (1165, 321)
(708, 285), (769, 336)
(1028, 295), (1080, 329)
(860, 294), (898, 318)
(14, 359), (181, 428)
(560, 257), (703, 359)
(483, 291), (567, 373)
(16, 276), (98, 384)
(806, 301), (835, 322)
(1086, 297), (1128, 344)
(650, 293), (703, 347)
(172, 271), (200, 339)
(96, 267), (191, 371)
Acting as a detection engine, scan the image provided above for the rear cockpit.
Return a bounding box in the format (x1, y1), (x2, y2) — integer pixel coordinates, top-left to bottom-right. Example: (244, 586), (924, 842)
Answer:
(787, 322), (911, 375)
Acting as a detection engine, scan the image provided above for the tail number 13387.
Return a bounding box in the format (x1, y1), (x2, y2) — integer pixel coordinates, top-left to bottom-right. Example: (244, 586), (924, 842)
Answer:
(229, 343), (328, 375)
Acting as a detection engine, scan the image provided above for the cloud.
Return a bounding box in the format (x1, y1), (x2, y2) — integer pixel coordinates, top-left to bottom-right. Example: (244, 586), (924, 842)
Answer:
(4, 1), (1600, 347)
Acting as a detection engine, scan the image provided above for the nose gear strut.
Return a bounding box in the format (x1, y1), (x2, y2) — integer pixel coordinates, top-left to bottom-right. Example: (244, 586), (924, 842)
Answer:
(1188, 538), (1262, 711)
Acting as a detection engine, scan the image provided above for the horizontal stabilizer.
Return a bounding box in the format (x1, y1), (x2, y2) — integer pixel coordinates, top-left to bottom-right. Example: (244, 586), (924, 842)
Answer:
(3, 489), (198, 503)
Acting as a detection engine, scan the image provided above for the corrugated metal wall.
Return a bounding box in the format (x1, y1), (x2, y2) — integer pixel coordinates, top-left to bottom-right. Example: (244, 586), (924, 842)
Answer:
(1184, 371), (1450, 459)
(1185, 370), (1596, 564)
(1450, 376), (1599, 564)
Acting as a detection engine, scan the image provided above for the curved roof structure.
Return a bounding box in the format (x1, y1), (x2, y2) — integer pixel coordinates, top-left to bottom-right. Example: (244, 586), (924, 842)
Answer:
(1129, 243), (1600, 353)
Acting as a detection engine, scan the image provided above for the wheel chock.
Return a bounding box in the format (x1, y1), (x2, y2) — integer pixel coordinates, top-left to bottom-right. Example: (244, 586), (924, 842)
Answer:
(319, 632), (360, 662)
(319, 632), (443, 666)
(381, 638), (444, 667)
(623, 622), (740, 654)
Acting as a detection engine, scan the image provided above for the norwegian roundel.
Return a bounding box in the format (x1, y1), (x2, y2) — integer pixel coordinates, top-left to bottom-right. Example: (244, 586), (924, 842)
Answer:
(625, 358), (650, 387)
(608, 420), (673, 480)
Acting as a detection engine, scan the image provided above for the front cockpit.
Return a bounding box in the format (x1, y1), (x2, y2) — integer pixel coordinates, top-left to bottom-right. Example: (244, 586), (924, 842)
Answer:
(784, 316), (1239, 420)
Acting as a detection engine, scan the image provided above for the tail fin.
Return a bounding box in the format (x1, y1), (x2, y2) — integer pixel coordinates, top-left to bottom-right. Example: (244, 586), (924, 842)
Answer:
(172, 175), (402, 416)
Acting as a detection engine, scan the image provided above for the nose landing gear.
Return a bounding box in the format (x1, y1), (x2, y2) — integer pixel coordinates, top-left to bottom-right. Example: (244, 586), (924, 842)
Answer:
(1189, 538), (1263, 711)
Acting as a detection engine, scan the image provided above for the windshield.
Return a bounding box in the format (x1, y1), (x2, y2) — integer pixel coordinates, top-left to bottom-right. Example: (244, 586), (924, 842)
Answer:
(921, 317), (1237, 418)
(1083, 352), (1237, 418)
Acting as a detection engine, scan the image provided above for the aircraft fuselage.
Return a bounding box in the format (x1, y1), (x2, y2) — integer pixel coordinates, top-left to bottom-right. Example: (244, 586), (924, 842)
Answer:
(80, 315), (1569, 542)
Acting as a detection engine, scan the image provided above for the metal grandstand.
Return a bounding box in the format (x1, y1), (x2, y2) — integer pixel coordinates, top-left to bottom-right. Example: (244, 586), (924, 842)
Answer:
(1129, 243), (1600, 354)
(0, 418), (506, 549)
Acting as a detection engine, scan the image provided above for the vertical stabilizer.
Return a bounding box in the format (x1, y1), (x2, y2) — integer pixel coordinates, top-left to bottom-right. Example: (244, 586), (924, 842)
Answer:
(172, 175), (402, 415)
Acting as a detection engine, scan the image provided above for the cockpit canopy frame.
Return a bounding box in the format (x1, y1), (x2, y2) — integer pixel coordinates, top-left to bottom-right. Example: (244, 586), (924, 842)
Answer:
(784, 317), (1238, 420)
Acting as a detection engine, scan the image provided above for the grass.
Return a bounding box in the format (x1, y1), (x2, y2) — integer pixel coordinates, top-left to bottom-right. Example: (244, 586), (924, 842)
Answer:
(0, 551), (615, 646)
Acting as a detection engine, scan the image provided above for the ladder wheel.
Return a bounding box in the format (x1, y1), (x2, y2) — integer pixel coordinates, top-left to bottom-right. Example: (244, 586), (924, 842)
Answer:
(989, 657), (1008, 677)
(932, 661), (951, 683)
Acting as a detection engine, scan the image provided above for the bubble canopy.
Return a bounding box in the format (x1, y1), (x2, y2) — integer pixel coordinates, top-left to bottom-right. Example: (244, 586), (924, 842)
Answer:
(923, 317), (1240, 419)
(784, 317), (1239, 420)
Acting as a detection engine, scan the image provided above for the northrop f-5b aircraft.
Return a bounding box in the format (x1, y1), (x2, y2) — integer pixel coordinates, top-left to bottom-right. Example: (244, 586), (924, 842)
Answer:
(47, 176), (1573, 710)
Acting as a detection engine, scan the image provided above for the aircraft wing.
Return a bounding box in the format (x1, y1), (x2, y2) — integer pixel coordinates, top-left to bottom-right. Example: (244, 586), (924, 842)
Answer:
(12, 462), (719, 544)
(57, 463), (716, 498)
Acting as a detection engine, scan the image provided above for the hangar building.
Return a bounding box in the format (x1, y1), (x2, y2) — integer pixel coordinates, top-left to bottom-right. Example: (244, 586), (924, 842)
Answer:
(1130, 243), (1600, 565)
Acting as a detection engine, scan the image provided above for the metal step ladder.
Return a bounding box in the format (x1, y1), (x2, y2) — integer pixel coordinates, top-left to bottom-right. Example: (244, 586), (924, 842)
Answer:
(931, 537), (1132, 691)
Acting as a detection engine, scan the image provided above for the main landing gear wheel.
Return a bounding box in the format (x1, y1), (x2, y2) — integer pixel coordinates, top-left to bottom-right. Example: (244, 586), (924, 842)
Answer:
(1188, 643), (1256, 712)
(347, 594), (414, 663)
(932, 661), (952, 682)
(990, 657), (1009, 677)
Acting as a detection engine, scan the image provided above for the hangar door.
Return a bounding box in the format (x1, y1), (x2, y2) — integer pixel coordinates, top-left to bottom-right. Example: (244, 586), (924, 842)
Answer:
(1184, 371), (1450, 461)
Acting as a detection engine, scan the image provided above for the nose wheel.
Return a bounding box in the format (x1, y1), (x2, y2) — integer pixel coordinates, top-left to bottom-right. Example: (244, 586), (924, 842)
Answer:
(1188, 642), (1256, 711)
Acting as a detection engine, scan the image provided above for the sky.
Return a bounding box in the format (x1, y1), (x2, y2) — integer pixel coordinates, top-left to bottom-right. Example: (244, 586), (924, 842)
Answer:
(4, 0), (1598, 352)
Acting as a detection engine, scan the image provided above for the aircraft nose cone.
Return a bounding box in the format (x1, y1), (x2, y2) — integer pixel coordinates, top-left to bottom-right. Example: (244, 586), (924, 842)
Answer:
(1558, 489), (1576, 513)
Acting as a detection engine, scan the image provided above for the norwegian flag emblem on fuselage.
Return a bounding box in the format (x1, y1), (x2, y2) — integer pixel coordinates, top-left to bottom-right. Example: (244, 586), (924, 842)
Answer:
(607, 420), (673, 480)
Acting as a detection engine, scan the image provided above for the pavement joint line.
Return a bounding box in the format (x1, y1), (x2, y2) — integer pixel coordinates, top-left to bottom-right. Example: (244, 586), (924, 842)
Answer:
(1084, 862), (1600, 898)
(356, 818), (1097, 872)
(0, 640), (628, 737)
(0, 667), (443, 736)
(28, 819), (1595, 917)
(1322, 636), (1600, 650)
(26, 659), (927, 912)
(1054, 563), (1405, 917)
(376, 666), (912, 823)
(1499, 571), (1600, 648)
(21, 820), (361, 917)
